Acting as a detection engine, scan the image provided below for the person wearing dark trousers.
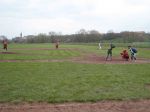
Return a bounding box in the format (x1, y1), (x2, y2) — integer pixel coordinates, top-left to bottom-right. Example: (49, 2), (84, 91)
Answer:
(3, 39), (8, 51)
(106, 43), (115, 61)
(128, 46), (137, 61)
(106, 48), (112, 61)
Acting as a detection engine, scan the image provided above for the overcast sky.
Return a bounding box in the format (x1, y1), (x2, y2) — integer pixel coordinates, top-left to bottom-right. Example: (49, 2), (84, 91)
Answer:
(0, 0), (150, 38)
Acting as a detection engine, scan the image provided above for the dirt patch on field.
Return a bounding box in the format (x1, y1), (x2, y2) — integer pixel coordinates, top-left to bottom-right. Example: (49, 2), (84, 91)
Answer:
(1, 100), (150, 112)
(70, 54), (150, 64)
(0, 53), (150, 64)
(0, 52), (19, 54)
(0, 51), (51, 56)
(145, 83), (150, 90)
(0, 59), (67, 62)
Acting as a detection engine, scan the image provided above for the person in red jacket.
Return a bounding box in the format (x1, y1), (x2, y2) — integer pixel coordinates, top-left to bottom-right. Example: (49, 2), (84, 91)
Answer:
(120, 50), (129, 61)
(2, 39), (8, 51)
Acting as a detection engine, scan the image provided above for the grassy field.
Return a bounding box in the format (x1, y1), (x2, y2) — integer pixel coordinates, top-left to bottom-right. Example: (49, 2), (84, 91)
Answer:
(0, 43), (81, 60)
(0, 43), (150, 103)
(0, 43), (150, 60)
(0, 62), (150, 103)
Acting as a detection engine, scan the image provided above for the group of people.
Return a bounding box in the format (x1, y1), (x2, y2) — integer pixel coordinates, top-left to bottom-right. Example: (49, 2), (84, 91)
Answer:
(106, 43), (137, 61)
(1, 39), (137, 62)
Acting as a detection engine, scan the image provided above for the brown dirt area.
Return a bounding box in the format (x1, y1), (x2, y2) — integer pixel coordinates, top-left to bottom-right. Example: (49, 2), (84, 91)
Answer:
(0, 53), (150, 64)
(70, 53), (150, 64)
(1, 100), (150, 112)
(0, 52), (20, 54)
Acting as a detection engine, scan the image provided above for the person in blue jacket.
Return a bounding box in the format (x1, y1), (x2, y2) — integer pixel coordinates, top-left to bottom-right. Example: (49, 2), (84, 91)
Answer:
(128, 46), (137, 61)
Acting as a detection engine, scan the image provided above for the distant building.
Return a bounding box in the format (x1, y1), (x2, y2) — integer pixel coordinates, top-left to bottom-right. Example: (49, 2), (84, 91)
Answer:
(20, 32), (22, 38)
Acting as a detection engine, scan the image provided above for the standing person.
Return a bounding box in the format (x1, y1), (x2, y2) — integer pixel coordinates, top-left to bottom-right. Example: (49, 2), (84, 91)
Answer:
(99, 41), (102, 49)
(2, 39), (8, 51)
(55, 40), (59, 49)
(128, 46), (137, 61)
(106, 43), (115, 61)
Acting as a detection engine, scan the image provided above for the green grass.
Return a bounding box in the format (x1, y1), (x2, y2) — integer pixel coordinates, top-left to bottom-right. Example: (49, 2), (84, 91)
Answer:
(0, 50), (80, 60)
(0, 62), (150, 103)
(0, 44), (81, 60)
(8, 43), (53, 48)
(132, 42), (150, 48)
(0, 43), (150, 103)
(1, 43), (149, 59)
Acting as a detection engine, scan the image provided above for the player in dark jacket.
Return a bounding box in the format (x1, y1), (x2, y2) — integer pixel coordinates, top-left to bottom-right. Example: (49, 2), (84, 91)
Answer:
(2, 39), (8, 51)
(106, 43), (115, 61)
(128, 46), (137, 61)
(55, 40), (59, 49)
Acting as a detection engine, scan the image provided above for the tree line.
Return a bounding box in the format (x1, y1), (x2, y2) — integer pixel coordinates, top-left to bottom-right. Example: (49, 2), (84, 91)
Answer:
(1, 29), (150, 43)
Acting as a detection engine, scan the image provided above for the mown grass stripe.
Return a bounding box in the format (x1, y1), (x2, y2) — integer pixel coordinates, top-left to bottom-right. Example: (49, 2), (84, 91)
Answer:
(0, 62), (150, 103)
